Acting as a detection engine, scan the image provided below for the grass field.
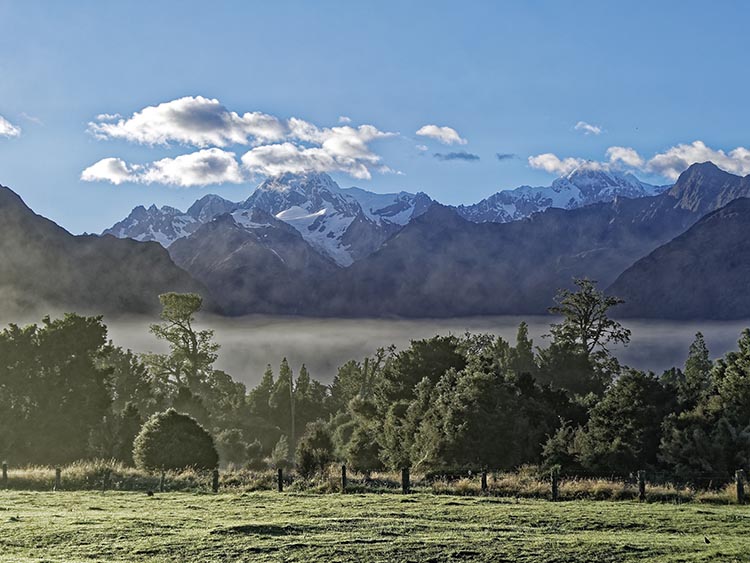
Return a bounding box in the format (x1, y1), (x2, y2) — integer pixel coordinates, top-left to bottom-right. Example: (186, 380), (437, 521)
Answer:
(1, 491), (749, 562)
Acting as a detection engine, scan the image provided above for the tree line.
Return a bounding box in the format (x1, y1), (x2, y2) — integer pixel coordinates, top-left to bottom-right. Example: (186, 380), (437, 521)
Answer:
(1, 280), (749, 485)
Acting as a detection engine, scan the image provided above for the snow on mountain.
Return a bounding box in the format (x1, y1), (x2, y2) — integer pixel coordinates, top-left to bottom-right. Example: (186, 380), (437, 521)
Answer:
(103, 168), (668, 265)
(456, 168), (670, 223)
(340, 187), (433, 226)
(103, 172), (430, 267)
(103, 204), (201, 247)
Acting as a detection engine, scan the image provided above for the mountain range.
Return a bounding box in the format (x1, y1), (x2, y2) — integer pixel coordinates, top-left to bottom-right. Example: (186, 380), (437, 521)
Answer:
(3, 161), (750, 319)
(0, 184), (206, 318)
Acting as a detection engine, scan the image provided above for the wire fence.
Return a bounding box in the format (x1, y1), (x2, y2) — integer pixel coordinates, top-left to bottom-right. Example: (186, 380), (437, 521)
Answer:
(1, 460), (748, 505)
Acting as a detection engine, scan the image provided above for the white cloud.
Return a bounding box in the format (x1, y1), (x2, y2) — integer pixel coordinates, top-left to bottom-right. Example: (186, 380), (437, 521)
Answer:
(529, 140), (750, 180)
(574, 121), (603, 136)
(86, 97), (400, 183)
(0, 115), (21, 138)
(606, 146), (645, 168)
(87, 96), (286, 147)
(527, 153), (600, 176)
(81, 149), (244, 187)
(240, 119), (396, 180)
(415, 124), (467, 145)
(416, 144), (429, 152)
(338, 115), (352, 123)
(81, 157), (138, 185)
(141, 148), (244, 186)
(95, 113), (121, 122)
(645, 141), (750, 180)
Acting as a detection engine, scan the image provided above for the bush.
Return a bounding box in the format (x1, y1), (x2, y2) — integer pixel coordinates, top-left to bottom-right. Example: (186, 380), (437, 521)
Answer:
(215, 428), (248, 466)
(296, 421), (334, 478)
(133, 409), (218, 471)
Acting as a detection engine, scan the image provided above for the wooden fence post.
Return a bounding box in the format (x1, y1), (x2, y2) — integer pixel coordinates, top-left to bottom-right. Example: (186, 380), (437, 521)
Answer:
(736, 470), (746, 505)
(2, 462), (7, 488)
(341, 465), (347, 493)
(159, 471), (166, 493)
(54, 467), (61, 491)
(481, 471), (488, 493)
(212, 469), (220, 493)
(551, 468), (559, 502)
(277, 468), (283, 492)
(401, 467), (410, 494)
(638, 470), (646, 502)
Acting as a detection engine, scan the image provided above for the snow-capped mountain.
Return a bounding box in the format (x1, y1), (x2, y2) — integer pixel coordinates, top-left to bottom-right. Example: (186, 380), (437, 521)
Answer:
(237, 172), (432, 265)
(104, 168), (669, 266)
(456, 168), (671, 223)
(104, 172), (431, 266)
(103, 194), (237, 246)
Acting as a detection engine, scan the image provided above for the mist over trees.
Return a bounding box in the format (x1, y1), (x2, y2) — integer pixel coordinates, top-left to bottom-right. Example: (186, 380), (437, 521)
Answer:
(1, 281), (749, 485)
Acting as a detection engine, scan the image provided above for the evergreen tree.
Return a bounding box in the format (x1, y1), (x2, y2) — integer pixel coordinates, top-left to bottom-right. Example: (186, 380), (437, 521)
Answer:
(682, 332), (713, 405)
(113, 402), (143, 465)
(247, 364), (274, 419)
(270, 358), (295, 449)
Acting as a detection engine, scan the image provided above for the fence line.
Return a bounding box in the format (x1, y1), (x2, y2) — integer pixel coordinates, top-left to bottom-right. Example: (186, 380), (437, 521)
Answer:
(0, 461), (747, 504)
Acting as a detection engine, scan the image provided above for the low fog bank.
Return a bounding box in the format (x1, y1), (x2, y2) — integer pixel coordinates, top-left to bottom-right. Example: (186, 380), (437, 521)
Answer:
(97, 314), (750, 388)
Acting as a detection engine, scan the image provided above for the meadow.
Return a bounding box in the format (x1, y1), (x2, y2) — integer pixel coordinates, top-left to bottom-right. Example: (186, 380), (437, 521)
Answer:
(1, 490), (749, 562)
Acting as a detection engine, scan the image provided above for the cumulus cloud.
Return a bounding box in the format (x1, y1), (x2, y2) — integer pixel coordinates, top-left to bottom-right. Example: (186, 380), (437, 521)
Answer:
(528, 153), (596, 175)
(605, 146), (645, 168)
(529, 140), (750, 180)
(81, 149), (244, 187)
(416, 144), (429, 152)
(86, 96), (400, 183)
(433, 151), (480, 162)
(496, 153), (516, 161)
(81, 157), (138, 185)
(87, 96), (287, 147)
(241, 121), (396, 180)
(646, 141), (750, 180)
(574, 121), (603, 135)
(416, 124), (467, 145)
(338, 115), (351, 123)
(0, 115), (21, 138)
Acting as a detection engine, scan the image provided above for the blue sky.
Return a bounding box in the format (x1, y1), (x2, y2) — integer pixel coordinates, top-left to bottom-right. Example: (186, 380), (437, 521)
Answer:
(1, 0), (749, 234)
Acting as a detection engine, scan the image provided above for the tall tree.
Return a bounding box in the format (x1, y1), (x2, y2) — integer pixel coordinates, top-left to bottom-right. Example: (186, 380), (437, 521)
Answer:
(549, 278), (631, 357)
(144, 293), (219, 394)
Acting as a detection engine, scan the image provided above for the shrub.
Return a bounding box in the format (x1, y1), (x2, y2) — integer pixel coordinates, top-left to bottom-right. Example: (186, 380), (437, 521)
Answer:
(296, 421), (334, 478)
(132, 409), (218, 471)
(246, 439), (266, 470)
(215, 428), (248, 466)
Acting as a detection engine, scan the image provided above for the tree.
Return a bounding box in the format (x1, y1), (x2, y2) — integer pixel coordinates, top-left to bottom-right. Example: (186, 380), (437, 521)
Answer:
(113, 403), (143, 465)
(247, 365), (275, 419)
(271, 435), (290, 469)
(377, 336), (466, 407)
(295, 421), (334, 478)
(660, 330), (750, 484)
(145, 293), (219, 393)
(0, 314), (112, 465)
(101, 345), (159, 415)
(682, 332), (713, 405)
(269, 358), (295, 451)
(511, 322), (537, 377)
(133, 409), (218, 471)
(549, 278), (631, 357)
(215, 428), (249, 466)
(574, 370), (674, 473)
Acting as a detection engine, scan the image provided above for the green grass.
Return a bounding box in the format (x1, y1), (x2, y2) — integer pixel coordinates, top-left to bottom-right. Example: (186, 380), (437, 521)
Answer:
(1, 491), (749, 562)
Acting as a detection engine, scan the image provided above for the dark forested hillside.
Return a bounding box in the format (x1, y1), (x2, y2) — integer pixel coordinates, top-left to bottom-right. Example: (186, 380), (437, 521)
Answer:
(169, 210), (339, 315)
(316, 196), (697, 317)
(609, 197), (750, 319)
(0, 185), (206, 316)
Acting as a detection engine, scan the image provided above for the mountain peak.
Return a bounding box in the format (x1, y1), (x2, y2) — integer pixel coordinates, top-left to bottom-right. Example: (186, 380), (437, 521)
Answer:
(258, 171), (339, 194)
(667, 161), (749, 214)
